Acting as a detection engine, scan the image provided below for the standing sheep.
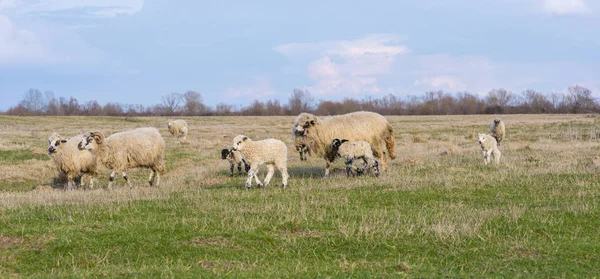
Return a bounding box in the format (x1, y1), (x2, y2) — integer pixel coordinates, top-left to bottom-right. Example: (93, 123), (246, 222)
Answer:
(292, 127), (311, 161)
(293, 111), (396, 177)
(489, 119), (505, 146)
(231, 135), (289, 190)
(168, 120), (188, 142)
(331, 138), (380, 177)
(78, 127), (165, 189)
(221, 148), (250, 176)
(48, 133), (98, 191)
(478, 133), (501, 165)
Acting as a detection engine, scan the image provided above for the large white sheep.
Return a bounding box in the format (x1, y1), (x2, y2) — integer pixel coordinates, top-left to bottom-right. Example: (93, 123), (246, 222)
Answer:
(232, 135), (288, 190)
(78, 127), (165, 189)
(292, 127), (311, 161)
(48, 133), (98, 191)
(330, 138), (380, 177)
(167, 120), (188, 142)
(221, 148), (250, 176)
(489, 119), (506, 146)
(293, 111), (396, 177)
(478, 133), (501, 165)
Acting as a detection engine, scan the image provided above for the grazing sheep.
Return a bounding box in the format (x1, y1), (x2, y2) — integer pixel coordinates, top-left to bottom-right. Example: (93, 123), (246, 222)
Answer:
(292, 127), (311, 161)
(48, 133), (98, 191)
(293, 111), (396, 177)
(489, 119), (505, 146)
(221, 148), (250, 176)
(232, 135), (289, 190)
(167, 120), (188, 142)
(478, 133), (501, 165)
(331, 138), (380, 177)
(78, 127), (165, 189)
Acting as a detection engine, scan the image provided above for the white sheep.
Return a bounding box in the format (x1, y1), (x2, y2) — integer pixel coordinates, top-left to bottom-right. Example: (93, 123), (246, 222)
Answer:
(478, 133), (501, 165)
(489, 119), (505, 146)
(78, 127), (165, 189)
(232, 135), (289, 190)
(167, 120), (188, 142)
(331, 138), (380, 177)
(221, 148), (250, 176)
(48, 133), (98, 191)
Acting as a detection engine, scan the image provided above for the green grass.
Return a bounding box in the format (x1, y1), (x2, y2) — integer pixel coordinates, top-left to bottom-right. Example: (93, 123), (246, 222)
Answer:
(0, 149), (48, 164)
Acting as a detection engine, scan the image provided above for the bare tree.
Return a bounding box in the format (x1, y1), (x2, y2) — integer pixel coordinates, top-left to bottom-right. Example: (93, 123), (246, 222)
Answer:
(20, 89), (46, 113)
(566, 85), (596, 113)
(162, 92), (182, 115)
(182, 91), (205, 115)
(486, 88), (514, 113)
(287, 88), (315, 115)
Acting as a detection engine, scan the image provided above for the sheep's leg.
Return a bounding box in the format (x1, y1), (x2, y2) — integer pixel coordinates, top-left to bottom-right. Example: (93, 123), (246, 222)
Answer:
(379, 151), (388, 171)
(89, 176), (94, 190)
(345, 159), (354, 177)
(237, 162), (242, 176)
(122, 172), (133, 189)
(229, 163), (234, 177)
(263, 164), (275, 187)
(324, 161), (331, 177)
(372, 160), (380, 177)
(253, 170), (263, 187)
(108, 171), (116, 190)
(278, 165), (289, 188)
(67, 174), (74, 191)
(154, 172), (161, 187)
(245, 165), (258, 190)
(148, 170), (156, 186)
(80, 174), (86, 189)
(494, 149), (501, 165)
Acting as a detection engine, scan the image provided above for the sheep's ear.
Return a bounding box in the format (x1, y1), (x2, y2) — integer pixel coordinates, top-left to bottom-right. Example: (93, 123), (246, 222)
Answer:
(309, 120), (315, 125)
(60, 139), (67, 143)
(242, 136), (248, 141)
(341, 139), (349, 143)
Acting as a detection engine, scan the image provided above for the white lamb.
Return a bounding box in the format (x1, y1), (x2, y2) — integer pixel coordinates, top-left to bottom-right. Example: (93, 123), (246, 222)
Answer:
(221, 148), (250, 176)
(168, 120), (188, 142)
(232, 135), (289, 190)
(478, 133), (501, 165)
(330, 138), (380, 177)
(78, 127), (166, 189)
(48, 133), (98, 191)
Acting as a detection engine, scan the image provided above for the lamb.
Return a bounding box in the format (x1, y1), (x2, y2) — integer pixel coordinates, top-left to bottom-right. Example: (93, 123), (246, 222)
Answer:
(231, 135), (289, 190)
(478, 133), (501, 165)
(331, 138), (380, 177)
(47, 133), (98, 191)
(293, 111), (396, 177)
(489, 119), (505, 146)
(221, 148), (250, 176)
(292, 127), (311, 161)
(167, 120), (188, 142)
(78, 127), (165, 189)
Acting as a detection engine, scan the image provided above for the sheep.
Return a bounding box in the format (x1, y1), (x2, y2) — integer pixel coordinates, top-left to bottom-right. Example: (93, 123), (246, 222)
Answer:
(292, 127), (311, 161)
(478, 133), (501, 165)
(221, 148), (250, 177)
(293, 111), (396, 177)
(489, 119), (505, 146)
(331, 138), (380, 177)
(47, 133), (98, 191)
(78, 127), (165, 189)
(231, 135), (289, 190)
(167, 120), (188, 142)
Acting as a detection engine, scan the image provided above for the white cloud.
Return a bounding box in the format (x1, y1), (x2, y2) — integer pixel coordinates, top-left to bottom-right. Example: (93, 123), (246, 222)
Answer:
(414, 76), (466, 90)
(19, 0), (144, 18)
(275, 34), (408, 96)
(0, 15), (45, 63)
(540, 0), (589, 15)
(224, 77), (280, 100)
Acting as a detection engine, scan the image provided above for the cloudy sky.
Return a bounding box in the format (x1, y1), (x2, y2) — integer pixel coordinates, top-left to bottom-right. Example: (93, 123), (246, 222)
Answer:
(0, 0), (598, 109)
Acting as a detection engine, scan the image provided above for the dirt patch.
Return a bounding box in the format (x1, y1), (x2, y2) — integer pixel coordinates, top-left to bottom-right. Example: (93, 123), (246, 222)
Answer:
(0, 235), (26, 248)
(507, 247), (539, 258)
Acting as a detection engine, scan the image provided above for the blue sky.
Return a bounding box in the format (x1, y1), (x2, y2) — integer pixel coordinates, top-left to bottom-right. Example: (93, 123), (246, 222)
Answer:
(0, 0), (598, 110)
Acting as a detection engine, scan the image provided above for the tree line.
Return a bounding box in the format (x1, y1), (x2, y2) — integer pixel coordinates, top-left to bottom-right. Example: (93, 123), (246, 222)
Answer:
(3, 85), (597, 117)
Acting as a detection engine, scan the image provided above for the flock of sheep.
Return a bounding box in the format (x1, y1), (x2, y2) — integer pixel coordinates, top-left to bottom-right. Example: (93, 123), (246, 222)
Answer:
(46, 111), (505, 191)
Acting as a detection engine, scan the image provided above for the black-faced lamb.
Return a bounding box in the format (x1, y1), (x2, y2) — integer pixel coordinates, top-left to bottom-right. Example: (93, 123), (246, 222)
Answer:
(478, 133), (501, 165)
(292, 127), (311, 161)
(489, 119), (505, 146)
(78, 127), (165, 189)
(232, 135), (289, 190)
(221, 148), (250, 176)
(48, 133), (98, 191)
(293, 111), (396, 177)
(330, 138), (380, 177)
(168, 120), (188, 142)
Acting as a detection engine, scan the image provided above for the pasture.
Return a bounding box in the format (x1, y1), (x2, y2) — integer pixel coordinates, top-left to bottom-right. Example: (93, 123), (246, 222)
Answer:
(1, 114), (599, 277)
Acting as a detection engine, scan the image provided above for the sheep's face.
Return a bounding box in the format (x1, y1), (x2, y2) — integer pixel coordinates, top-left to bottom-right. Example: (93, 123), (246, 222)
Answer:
(477, 133), (487, 145)
(293, 113), (318, 136)
(78, 132), (103, 151)
(221, 149), (231, 160)
(167, 122), (172, 129)
(493, 119), (501, 127)
(47, 134), (67, 155)
(232, 135), (249, 151)
(331, 138), (348, 149)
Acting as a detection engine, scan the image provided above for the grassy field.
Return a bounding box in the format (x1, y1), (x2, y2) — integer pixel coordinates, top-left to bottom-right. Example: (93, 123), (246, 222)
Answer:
(1, 114), (599, 277)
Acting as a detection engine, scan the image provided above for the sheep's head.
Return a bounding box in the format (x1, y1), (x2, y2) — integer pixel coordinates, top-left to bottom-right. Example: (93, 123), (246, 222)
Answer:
(232, 135), (250, 151)
(293, 113), (320, 136)
(79, 132), (104, 151)
(221, 148), (231, 159)
(493, 119), (501, 126)
(477, 133), (487, 145)
(331, 138), (349, 150)
(167, 121), (172, 129)
(47, 133), (67, 155)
